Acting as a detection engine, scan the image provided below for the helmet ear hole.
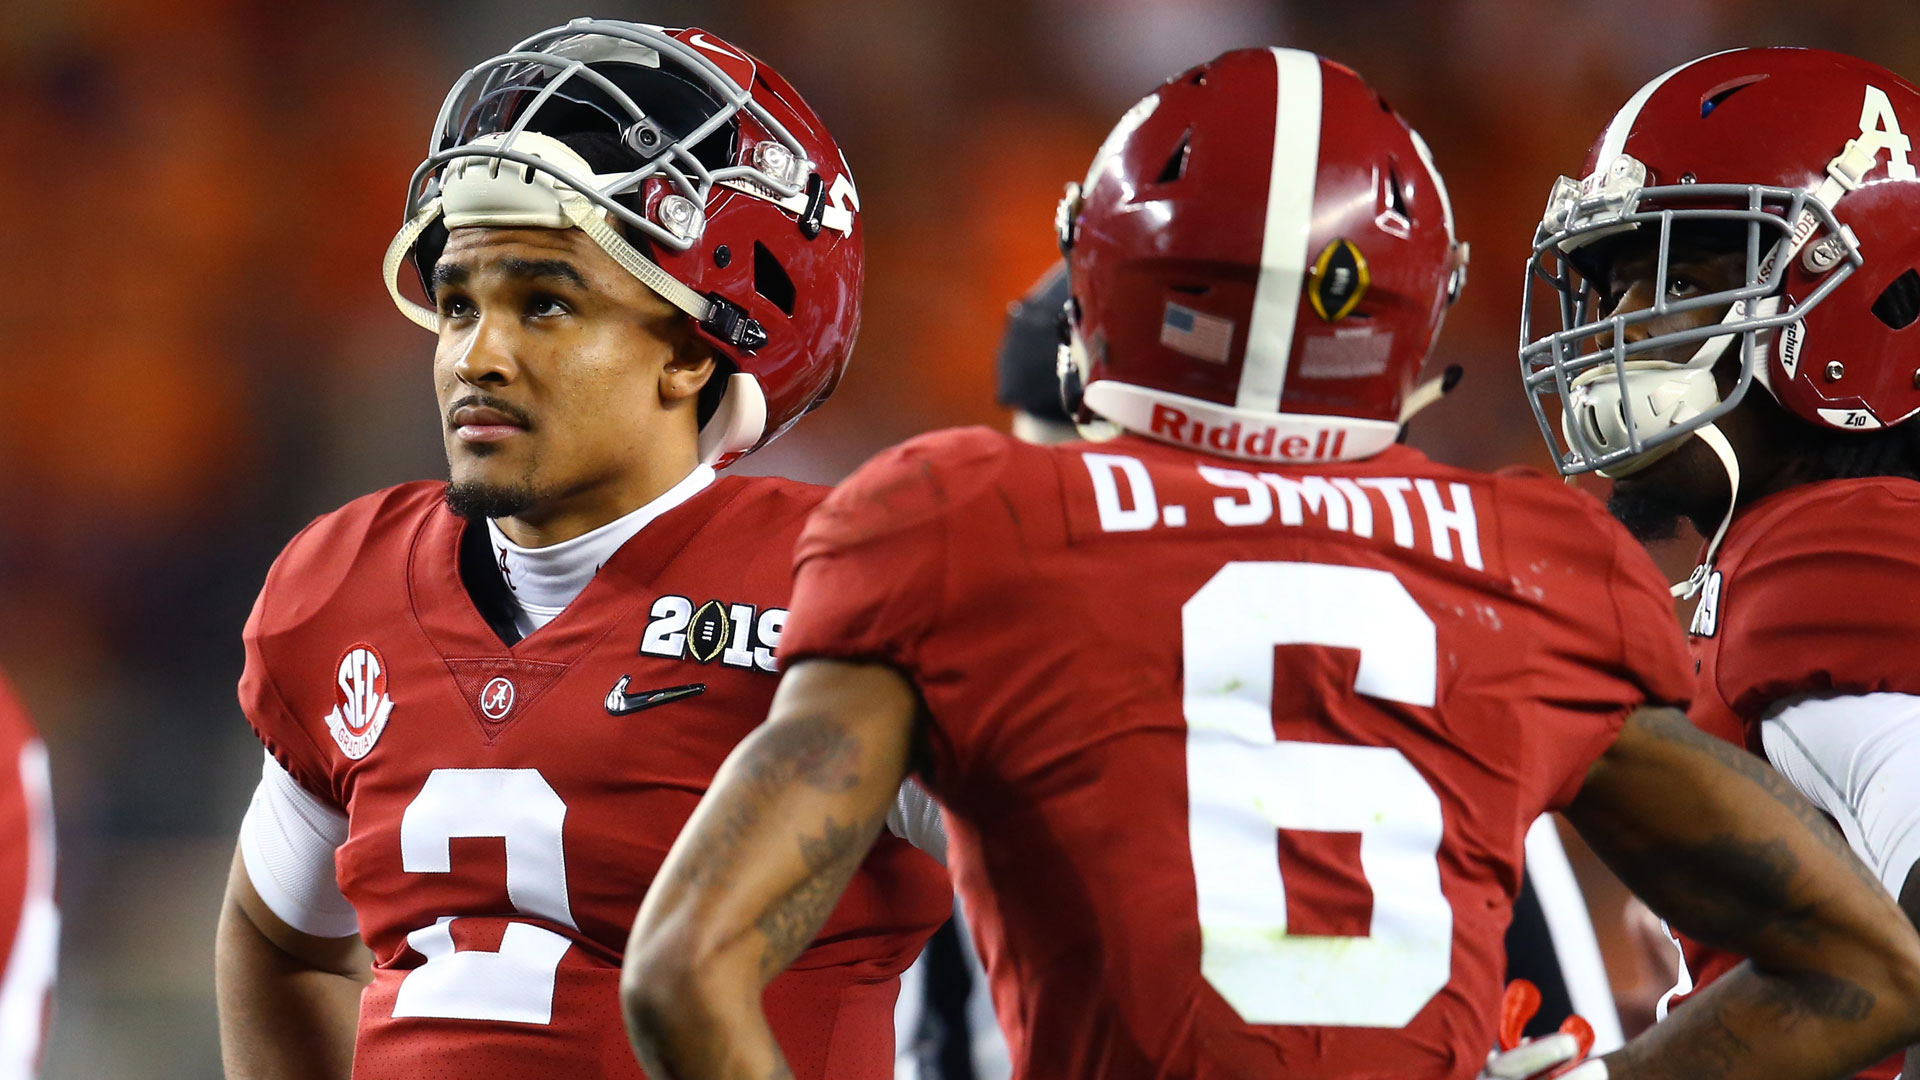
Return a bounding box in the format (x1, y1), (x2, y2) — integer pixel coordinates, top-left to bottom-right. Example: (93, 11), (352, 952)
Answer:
(1872, 268), (1920, 330)
(752, 241), (797, 316)
(1156, 131), (1193, 184)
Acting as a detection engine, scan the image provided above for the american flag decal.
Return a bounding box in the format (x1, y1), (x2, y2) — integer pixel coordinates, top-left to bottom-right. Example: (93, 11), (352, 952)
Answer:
(1160, 301), (1235, 364)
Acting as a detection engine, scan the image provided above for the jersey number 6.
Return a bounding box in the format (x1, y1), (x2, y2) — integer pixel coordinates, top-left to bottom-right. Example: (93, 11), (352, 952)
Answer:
(1185, 561), (1452, 1027)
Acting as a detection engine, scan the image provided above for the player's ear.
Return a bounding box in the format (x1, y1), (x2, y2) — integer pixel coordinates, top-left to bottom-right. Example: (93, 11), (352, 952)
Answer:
(660, 328), (716, 406)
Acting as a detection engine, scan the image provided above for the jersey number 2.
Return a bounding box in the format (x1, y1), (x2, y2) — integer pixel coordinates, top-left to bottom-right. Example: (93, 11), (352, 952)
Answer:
(391, 769), (574, 1024)
(1185, 561), (1452, 1027)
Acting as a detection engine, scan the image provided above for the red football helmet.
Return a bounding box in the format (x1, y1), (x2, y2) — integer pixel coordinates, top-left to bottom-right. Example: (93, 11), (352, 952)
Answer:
(382, 19), (862, 468)
(1522, 48), (1920, 478)
(1058, 48), (1468, 465)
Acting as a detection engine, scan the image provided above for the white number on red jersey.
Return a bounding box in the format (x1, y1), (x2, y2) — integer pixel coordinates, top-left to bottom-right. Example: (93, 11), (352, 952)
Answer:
(391, 768), (575, 1024)
(1184, 561), (1452, 1027)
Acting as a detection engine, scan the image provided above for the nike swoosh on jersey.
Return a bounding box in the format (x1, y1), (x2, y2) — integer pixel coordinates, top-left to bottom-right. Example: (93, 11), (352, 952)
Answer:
(605, 677), (708, 716)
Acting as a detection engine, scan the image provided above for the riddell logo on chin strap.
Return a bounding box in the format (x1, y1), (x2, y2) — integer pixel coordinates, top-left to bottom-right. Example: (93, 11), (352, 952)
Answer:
(1149, 404), (1347, 461)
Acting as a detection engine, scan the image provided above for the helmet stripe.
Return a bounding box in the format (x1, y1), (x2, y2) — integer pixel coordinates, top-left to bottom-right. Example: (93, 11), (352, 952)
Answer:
(1237, 47), (1324, 413)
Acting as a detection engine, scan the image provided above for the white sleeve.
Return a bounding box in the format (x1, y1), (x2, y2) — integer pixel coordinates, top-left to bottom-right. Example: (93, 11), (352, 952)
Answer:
(0, 739), (57, 1080)
(1761, 692), (1920, 898)
(886, 779), (948, 866)
(238, 751), (358, 938)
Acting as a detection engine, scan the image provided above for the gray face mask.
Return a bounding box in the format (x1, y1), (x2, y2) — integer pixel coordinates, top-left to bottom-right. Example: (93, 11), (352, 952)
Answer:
(1518, 144), (1877, 599)
(1519, 149), (1869, 482)
(380, 19), (839, 465)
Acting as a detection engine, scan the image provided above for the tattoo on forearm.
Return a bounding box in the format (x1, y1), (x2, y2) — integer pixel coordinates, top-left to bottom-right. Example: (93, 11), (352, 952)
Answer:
(754, 808), (886, 976)
(1612, 834), (1819, 947)
(1612, 966), (1877, 1080)
(685, 713), (868, 890)
(1637, 711), (1886, 899)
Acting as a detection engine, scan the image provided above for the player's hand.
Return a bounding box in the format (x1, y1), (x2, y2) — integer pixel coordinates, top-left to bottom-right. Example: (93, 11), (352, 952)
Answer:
(1477, 979), (1606, 1080)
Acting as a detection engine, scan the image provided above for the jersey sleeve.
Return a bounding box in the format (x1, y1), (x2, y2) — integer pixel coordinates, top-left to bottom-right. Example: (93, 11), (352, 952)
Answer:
(1500, 479), (1695, 810)
(779, 435), (977, 673)
(239, 520), (343, 807)
(1712, 492), (1920, 721)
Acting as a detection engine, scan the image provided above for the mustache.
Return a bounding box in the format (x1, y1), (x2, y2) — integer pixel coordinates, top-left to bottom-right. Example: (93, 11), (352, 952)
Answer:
(446, 393), (535, 430)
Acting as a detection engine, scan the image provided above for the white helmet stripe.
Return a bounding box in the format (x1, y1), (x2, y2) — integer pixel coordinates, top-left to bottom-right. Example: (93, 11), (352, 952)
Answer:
(1407, 128), (1455, 243)
(1237, 48), (1324, 413)
(1593, 50), (1741, 175)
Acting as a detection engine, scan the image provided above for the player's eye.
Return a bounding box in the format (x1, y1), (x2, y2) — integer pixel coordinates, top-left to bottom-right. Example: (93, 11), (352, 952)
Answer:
(1665, 275), (1706, 301)
(1596, 289), (1628, 317)
(526, 294), (572, 319)
(440, 294), (476, 320)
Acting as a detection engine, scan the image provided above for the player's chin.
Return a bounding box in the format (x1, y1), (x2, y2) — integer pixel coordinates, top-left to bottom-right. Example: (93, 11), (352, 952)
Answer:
(1606, 458), (1692, 542)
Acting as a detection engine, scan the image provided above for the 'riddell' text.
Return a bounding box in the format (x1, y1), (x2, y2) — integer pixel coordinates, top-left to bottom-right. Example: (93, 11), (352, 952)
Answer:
(1150, 404), (1346, 461)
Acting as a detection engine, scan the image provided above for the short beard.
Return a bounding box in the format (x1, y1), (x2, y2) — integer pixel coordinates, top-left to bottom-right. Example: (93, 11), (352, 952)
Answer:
(1606, 481), (1691, 543)
(445, 479), (539, 522)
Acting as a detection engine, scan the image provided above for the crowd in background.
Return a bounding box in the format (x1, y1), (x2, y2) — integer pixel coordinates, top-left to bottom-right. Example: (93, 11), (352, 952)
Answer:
(3, 0), (1917, 1073)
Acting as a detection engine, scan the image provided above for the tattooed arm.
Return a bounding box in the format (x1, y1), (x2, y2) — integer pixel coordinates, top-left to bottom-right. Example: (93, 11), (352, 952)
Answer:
(621, 659), (918, 1080)
(1564, 706), (1920, 1080)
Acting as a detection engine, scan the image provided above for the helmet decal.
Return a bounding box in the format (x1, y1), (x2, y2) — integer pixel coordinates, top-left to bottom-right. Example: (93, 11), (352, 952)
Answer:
(1063, 48), (1466, 465)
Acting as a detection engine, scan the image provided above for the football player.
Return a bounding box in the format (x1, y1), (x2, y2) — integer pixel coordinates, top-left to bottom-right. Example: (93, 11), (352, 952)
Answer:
(623, 49), (1920, 1080)
(997, 260), (1625, 1055)
(212, 20), (948, 1080)
(1518, 47), (1920, 1080)
(0, 674), (55, 1080)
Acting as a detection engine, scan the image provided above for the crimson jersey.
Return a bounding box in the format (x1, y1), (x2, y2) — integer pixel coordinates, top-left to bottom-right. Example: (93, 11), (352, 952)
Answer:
(0, 673), (54, 1079)
(781, 428), (1692, 1080)
(1672, 477), (1920, 1080)
(240, 479), (948, 1080)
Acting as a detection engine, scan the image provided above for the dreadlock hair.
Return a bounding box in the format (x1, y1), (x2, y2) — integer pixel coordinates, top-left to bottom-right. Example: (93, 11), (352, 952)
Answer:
(1783, 415), (1920, 484)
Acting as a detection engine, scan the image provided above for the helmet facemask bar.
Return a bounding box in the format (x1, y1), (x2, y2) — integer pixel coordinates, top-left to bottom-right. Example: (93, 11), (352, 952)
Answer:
(1520, 177), (1860, 476)
(403, 20), (815, 256)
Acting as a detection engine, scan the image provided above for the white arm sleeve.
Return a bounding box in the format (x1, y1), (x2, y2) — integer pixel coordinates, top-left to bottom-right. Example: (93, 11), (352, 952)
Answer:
(238, 751), (358, 938)
(887, 779), (948, 866)
(1761, 692), (1920, 898)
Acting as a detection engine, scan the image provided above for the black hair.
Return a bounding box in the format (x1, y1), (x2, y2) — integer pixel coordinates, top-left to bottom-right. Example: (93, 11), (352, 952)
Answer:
(1783, 415), (1920, 483)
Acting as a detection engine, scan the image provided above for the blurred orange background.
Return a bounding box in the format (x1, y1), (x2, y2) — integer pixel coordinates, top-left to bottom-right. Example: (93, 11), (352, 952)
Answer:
(4, 0), (1917, 1073)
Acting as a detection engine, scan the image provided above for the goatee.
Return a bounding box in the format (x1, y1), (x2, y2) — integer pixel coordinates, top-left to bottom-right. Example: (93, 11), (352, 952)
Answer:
(445, 480), (539, 522)
(1606, 481), (1691, 543)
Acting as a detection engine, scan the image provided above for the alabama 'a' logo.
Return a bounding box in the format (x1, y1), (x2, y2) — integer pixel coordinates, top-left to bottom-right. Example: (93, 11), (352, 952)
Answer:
(325, 644), (395, 759)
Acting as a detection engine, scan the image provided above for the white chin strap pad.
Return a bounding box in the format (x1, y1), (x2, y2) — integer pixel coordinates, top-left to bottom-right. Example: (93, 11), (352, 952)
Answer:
(1565, 362), (1721, 480)
(441, 131), (598, 229)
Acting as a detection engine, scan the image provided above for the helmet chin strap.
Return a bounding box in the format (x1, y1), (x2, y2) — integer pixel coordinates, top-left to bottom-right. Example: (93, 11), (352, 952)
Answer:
(1673, 420), (1740, 600)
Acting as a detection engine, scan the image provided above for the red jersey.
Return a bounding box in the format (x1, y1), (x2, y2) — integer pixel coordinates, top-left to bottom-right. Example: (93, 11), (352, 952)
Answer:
(1673, 477), (1920, 1080)
(239, 479), (948, 1080)
(0, 673), (54, 1080)
(780, 428), (1692, 1080)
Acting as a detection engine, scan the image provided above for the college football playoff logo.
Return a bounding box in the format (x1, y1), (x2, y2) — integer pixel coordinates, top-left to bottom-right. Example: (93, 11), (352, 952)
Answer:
(325, 644), (395, 759)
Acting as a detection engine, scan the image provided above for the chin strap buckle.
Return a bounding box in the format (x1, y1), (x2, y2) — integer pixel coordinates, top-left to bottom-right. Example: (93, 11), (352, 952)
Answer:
(701, 294), (768, 351)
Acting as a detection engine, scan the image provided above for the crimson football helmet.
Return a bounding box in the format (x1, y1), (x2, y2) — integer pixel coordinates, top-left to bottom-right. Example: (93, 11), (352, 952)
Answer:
(1522, 48), (1920, 480)
(1057, 48), (1468, 465)
(382, 19), (862, 468)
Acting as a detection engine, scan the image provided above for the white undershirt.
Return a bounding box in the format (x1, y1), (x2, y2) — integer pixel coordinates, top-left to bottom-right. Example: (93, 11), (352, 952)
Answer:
(486, 464), (715, 637)
(240, 462), (950, 936)
(1760, 692), (1920, 898)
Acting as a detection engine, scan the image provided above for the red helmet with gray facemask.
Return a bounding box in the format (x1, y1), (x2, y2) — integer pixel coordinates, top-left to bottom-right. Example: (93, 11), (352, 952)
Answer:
(383, 18), (862, 468)
(1520, 48), (1920, 591)
(1056, 48), (1468, 465)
